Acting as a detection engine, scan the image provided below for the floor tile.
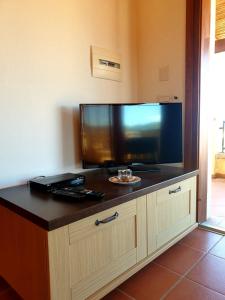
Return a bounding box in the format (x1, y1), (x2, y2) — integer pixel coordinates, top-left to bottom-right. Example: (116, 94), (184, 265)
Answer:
(210, 237), (225, 259)
(187, 254), (225, 295)
(154, 243), (204, 275)
(0, 278), (10, 294)
(217, 219), (225, 229)
(102, 289), (132, 300)
(202, 216), (224, 227)
(211, 206), (225, 218)
(165, 278), (225, 300)
(119, 263), (180, 300)
(180, 228), (222, 251)
(210, 178), (225, 218)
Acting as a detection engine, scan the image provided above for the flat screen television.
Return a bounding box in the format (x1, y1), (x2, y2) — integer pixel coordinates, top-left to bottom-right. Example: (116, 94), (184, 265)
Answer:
(80, 103), (182, 169)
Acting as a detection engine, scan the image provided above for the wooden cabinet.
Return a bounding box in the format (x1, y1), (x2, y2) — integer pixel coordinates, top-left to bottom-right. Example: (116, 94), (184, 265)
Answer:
(48, 177), (196, 300)
(0, 175), (197, 300)
(147, 177), (196, 255)
(48, 197), (147, 300)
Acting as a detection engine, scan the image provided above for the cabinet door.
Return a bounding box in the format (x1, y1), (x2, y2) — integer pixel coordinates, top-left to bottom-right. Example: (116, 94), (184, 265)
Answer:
(70, 198), (147, 299)
(147, 177), (196, 254)
(48, 197), (147, 300)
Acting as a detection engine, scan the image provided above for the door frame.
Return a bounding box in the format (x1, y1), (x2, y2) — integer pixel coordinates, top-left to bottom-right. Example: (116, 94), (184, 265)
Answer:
(184, 0), (212, 222)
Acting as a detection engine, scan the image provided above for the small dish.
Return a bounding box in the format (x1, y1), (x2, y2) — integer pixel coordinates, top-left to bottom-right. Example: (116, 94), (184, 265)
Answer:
(108, 176), (141, 185)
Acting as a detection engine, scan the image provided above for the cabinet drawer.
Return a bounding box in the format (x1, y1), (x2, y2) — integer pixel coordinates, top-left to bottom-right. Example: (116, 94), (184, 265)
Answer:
(69, 200), (138, 299)
(147, 177), (197, 256)
(156, 177), (196, 248)
(68, 201), (136, 244)
(48, 197), (147, 300)
(156, 178), (193, 204)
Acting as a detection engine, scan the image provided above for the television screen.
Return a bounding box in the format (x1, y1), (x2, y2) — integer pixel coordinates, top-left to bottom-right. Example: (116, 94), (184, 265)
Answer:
(80, 103), (182, 168)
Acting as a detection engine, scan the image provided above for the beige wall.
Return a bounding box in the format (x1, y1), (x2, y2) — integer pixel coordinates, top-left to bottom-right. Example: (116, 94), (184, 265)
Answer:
(0, 0), (186, 187)
(136, 0), (186, 102)
(0, 0), (138, 187)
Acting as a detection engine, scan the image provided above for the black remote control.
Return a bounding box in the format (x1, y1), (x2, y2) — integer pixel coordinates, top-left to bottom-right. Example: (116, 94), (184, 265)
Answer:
(51, 188), (86, 199)
(51, 187), (105, 200)
(77, 189), (105, 199)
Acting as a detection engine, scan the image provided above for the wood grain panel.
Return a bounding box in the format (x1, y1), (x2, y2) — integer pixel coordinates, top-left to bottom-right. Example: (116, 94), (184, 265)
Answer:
(147, 192), (157, 256)
(184, 0), (202, 170)
(185, 0), (213, 222)
(69, 216), (136, 286)
(71, 249), (136, 300)
(198, 0), (213, 222)
(156, 179), (192, 237)
(191, 176), (197, 225)
(48, 226), (71, 300)
(156, 177), (196, 248)
(87, 224), (198, 300)
(68, 200), (140, 299)
(68, 201), (136, 244)
(216, 0), (225, 40)
(136, 196), (147, 262)
(0, 205), (50, 300)
(146, 177), (197, 251)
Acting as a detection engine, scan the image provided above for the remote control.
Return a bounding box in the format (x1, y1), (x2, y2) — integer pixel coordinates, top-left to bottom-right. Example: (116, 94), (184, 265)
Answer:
(77, 189), (105, 199)
(51, 187), (105, 200)
(51, 188), (86, 199)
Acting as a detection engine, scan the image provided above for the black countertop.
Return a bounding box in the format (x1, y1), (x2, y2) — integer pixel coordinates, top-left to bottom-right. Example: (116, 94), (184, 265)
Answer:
(0, 166), (198, 231)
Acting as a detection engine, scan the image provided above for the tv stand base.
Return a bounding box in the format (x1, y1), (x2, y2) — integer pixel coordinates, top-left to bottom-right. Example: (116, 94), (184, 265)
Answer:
(129, 164), (160, 172)
(107, 164), (161, 174)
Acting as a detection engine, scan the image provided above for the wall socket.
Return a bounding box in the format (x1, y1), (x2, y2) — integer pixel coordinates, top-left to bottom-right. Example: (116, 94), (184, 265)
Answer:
(156, 95), (180, 102)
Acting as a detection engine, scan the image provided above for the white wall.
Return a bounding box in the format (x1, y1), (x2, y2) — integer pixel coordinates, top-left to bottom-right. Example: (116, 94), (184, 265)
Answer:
(0, 0), (186, 188)
(0, 0), (138, 187)
(136, 0), (186, 102)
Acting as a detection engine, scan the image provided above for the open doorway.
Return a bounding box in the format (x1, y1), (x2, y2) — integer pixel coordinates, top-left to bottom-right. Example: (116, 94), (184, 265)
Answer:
(202, 50), (225, 231)
(200, 0), (225, 231)
(184, 0), (225, 229)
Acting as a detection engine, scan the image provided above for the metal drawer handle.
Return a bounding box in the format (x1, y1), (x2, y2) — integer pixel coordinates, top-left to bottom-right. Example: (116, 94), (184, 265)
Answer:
(169, 186), (181, 194)
(95, 212), (119, 226)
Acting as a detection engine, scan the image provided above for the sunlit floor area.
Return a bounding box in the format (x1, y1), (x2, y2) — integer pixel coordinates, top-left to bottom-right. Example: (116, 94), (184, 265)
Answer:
(205, 50), (225, 232)
(202, 178), (225, 231)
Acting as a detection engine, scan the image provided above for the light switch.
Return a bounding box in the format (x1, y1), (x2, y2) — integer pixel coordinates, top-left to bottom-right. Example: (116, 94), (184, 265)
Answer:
(159, 65), (169, 81)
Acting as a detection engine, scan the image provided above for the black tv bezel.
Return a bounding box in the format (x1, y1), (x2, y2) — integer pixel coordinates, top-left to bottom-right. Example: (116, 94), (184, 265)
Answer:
(79, 102), (183, 169)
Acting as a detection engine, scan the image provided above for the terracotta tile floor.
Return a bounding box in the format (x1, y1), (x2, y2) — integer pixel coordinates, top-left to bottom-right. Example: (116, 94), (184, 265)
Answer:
(210, 178), (225, 218)
(104, 228), (225, 300)
(1, 228), (225, 300)
(202, 178), (225, 231)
